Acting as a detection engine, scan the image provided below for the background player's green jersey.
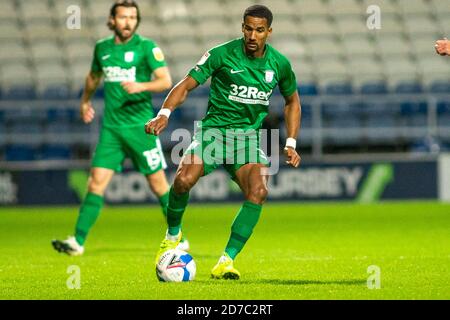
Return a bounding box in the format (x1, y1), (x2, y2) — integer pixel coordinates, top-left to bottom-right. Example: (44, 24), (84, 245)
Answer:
(91, 34), (166, 128)
(188, 37), (297, 131)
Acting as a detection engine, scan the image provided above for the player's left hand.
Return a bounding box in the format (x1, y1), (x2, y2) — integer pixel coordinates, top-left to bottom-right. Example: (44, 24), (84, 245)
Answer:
(435, 38), (450, 56)
(121, 81), (145, 94)
(145, 115), (168, 136)
(284, 147), (301, 168)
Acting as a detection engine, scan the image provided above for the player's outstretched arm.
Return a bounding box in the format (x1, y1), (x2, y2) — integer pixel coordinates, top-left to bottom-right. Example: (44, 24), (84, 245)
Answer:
(121, 66), (172, 94)
(435, 38), (450, 56)
(80, 71), (102, 124)
(283, 91), (301, 168)
(145, 75), (199, 135)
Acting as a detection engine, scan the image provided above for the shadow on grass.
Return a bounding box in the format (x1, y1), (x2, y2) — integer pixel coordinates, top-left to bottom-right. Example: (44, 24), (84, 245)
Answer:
(255, 279), (367, 286)
(194, 279), (367, 286)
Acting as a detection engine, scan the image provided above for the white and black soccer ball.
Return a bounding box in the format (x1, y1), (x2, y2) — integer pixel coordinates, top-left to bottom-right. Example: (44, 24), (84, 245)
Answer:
(156, 249), (196, 282)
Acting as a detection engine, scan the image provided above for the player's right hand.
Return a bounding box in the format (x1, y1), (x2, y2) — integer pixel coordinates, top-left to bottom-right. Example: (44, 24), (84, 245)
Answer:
(145, 115), (168, 135)
(80, 101), (95, 124)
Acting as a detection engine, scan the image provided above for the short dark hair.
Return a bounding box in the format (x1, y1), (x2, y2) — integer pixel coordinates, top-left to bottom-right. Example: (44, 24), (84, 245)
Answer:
(243, 5), (273, 27)
(108, 0), (141, 30)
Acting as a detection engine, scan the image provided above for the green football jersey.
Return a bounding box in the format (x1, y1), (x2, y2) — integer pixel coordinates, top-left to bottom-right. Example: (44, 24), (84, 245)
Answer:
(188, 37), (297, 131)
(91, 34), (167, 128)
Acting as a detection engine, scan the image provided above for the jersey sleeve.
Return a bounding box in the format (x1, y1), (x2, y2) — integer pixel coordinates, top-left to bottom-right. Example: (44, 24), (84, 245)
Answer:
(278, 59), (297, 98)
(187, 47), (222, 85)
(90, 43), (101, 73)
(145, 41), (167, 71)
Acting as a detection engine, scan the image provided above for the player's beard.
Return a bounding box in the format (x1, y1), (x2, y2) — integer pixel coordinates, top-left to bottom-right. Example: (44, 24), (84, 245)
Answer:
(115, 25), (136, 42)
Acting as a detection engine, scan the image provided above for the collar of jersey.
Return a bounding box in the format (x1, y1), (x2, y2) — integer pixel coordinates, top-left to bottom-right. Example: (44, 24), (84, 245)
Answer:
(111, 33), (139, 48)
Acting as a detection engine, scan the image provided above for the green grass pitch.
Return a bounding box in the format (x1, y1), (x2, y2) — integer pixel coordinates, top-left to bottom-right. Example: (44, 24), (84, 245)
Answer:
(0, 202), (449, 299)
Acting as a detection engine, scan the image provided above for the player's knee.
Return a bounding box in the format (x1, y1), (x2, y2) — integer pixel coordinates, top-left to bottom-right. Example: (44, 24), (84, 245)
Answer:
(247, 185), (268, 204)
(173, 174), (195, 194)
(87, 175), (107, 195)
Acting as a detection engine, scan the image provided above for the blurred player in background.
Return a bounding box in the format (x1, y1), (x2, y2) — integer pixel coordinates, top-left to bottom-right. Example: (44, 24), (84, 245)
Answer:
(146, 5), (301, 279)
(52, 0), (189, 256)
(435, 38), (450, 56)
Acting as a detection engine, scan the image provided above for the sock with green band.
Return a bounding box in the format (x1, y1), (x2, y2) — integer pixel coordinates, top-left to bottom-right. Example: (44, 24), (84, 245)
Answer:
(167, 186), (190, 236)
(158, 191), (170, 218)
(74, 192), (104, 246)
(225, 201), (262, 260)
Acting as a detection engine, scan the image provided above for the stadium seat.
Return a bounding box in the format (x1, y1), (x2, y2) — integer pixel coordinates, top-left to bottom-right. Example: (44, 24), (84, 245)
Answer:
(429, 80), (450, 93)
(3, 85), (36, 100)
(375, 34), (411, 58)
(0, 21), (23, 41)
(363, 0), (399, 15)
(42, 85), (71, 100)
(190, 0), (227, 21)
(30, 41), (63, 62)
(397, 0), (433, 16)
(324, 82), (353, 95)
(300, 16), (337, 37)
(328, 0), (363, 17)
(359, 81), (388, 95)
(47, 108), (77, 123)
(196, 18), (233, 42)
(342, 35), (377, 58)
(0, 40), (28, 63)
(437, 101), (450, 115)
(272, 37), (308, 61)
(308, 36), (344, 60)
(293, 0), (329, 18)
(394, 81), (423, 94)
(40, 145), (71, 160)
(18, 0), (54, 22)
(403, 17), (439, 36)
(271, 16), (301, 38)
(298, 83), (318, 96)
(5, 145), (37, 161)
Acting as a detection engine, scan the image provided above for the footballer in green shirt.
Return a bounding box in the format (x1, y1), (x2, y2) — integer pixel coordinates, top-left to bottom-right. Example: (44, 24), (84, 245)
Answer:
(52, 0), (189, 256)
(146, 5), (301, 279)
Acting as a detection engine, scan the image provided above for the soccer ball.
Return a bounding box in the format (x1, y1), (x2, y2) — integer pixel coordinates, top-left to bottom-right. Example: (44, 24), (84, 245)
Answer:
(156, 249), (196, 282)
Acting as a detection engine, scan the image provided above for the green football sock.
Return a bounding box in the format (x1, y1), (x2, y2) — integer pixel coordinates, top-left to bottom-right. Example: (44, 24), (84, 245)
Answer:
(158, 191), (170, 218)
(167, 186), (189, 236)
(74, 192), (104, 246)
(225, 201), (262, 260)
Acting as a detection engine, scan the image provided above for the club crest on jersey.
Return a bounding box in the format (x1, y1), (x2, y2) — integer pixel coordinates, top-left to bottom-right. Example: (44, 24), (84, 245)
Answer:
(265, 70), (274, 83)
(124, 51), (134, 62)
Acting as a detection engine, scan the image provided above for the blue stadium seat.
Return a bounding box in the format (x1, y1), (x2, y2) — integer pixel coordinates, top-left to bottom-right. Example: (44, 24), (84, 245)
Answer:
(42, 84), (71, 99)
(4, 108), (46, 123)
(46, 108), (77, 123)
(328, 114), (362, 128)
(40, 145), (71, 160)
(298, 83), (318, 96)
(5, 145), (37, 161)
(395, 81), (423, 94)
(4, 85), (37, 100)
(360, 81), (388, 94)
(78, 86), (104, 98)
(324, 82), (353, 95)
(400, 100), (427, 115)
(429, 80), (450, 93)
(437, 101), (450, 115)
(360, 101), (399, 115)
